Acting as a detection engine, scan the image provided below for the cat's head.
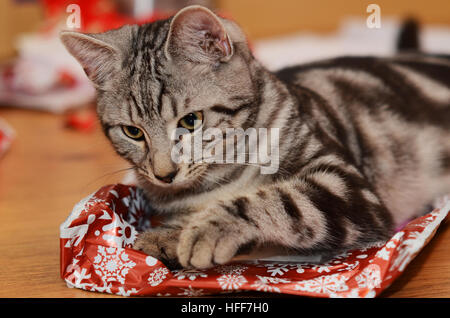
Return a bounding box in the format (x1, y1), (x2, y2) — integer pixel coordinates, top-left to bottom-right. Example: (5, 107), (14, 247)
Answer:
(61, 6), (260, 199)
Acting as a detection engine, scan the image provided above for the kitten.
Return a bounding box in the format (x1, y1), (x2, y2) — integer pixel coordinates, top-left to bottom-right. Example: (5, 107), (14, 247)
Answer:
(61, 6), (450, 269)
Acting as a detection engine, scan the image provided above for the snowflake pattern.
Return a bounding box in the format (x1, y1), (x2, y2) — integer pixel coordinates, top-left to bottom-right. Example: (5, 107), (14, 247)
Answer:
(89, 281), (113, 294)
(327, 251), (354, 266)
(148, 267), (170, 286)
(84, 197), (109, 211)
(177, 285), (205, 297)
(93, 246), (136, 284)
(336, 261), (359, 272)
(355, 264), (382, 289)
(311, 264), (332, 273)
(263, 263), (290, 276)
(251, 275), (291, 293)
(101, 211), (138, 247)
(121, 187), (153, 231)
(67, 267), (93, 290)
(294, 274), (349, 294)
(173, 268), (208, 281)
(289, 264), (307, 274)
(375, 247), (391, 260)
(116, 287), (138, 297)
(217, 274), (247, 290)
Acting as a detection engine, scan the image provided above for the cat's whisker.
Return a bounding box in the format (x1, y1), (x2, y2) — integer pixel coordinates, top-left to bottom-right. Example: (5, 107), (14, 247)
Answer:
(200, 174), (226, 187)
(83, 166), (135, 188)
(201, 171), (232, 185)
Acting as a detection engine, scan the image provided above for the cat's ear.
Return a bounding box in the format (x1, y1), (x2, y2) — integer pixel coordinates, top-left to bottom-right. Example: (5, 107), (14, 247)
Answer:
(165, 5), (234, 64)
(60, 31), (120, 88)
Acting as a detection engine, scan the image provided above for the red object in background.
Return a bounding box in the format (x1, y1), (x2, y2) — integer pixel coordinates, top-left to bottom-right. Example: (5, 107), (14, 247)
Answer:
(57, 70), (77, 89)
(60, 184), (449, 297)
(65, 108), (97, 132)
(41, 0), (168, 32)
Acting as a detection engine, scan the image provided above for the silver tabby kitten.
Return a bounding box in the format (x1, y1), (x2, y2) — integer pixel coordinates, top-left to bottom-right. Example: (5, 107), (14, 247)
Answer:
(61, 6), (450, 269)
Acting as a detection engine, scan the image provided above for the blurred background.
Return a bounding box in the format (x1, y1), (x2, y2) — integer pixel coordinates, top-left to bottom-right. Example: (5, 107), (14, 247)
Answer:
(1, 0), (450, 113)
(1, 0), (450, 114)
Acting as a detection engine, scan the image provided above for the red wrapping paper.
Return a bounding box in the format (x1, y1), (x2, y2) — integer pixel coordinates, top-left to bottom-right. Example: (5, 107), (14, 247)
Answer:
(60, 184), (449, 297)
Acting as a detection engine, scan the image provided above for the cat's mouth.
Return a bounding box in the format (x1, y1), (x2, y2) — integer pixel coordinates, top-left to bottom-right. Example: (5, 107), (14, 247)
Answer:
(153, 177), (189, 187)
(135, 172), (209, 204)
(138, 171), (199, 191)
(134, 164), (215, 197)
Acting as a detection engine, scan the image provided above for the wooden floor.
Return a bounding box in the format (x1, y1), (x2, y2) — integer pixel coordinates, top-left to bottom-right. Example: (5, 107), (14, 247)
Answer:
(0, 107), (449, 298)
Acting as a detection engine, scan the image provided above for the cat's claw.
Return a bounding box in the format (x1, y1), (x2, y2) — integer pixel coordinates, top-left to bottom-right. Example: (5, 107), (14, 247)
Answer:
(177, 225), (238, 269)
(133, 228), (181, 269)
(177, 214), (253, 269)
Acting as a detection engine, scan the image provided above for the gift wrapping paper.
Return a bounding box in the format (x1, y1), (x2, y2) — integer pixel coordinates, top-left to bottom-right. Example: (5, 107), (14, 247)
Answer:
(60, 184), (449, 297)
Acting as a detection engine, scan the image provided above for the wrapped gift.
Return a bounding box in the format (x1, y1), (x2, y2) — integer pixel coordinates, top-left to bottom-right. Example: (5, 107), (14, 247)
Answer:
(60, 184), (449, 297)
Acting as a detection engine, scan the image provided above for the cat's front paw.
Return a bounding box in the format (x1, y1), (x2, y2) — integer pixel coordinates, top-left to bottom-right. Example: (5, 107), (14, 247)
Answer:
(177, 211), (256, 269)
(133, 227), (181, 269)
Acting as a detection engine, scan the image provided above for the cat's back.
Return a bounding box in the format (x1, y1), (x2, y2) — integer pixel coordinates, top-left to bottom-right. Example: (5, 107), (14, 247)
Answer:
(275, 53), (450, 88)
(275, 53), (450, 127)
(276, 54), (450, 224)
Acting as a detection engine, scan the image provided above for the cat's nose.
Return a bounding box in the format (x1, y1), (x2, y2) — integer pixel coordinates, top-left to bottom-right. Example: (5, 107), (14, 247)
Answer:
(155, 169), (178, 184)
(152, 150), (178, 184)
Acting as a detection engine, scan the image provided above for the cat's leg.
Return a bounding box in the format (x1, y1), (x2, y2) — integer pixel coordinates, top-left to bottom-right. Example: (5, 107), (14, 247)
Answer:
(133, 225), (182, 269)
(177, 166), (394, 269)
(176, 199), (261, 269)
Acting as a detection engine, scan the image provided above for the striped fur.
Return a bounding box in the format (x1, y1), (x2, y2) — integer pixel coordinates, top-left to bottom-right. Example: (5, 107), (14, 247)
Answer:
(61, 6), (450, 269)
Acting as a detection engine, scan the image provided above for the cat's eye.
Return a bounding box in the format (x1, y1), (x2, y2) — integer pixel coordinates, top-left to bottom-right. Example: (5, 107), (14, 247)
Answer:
(178, 111), (203, 132)
(122, 125), (144, 140)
